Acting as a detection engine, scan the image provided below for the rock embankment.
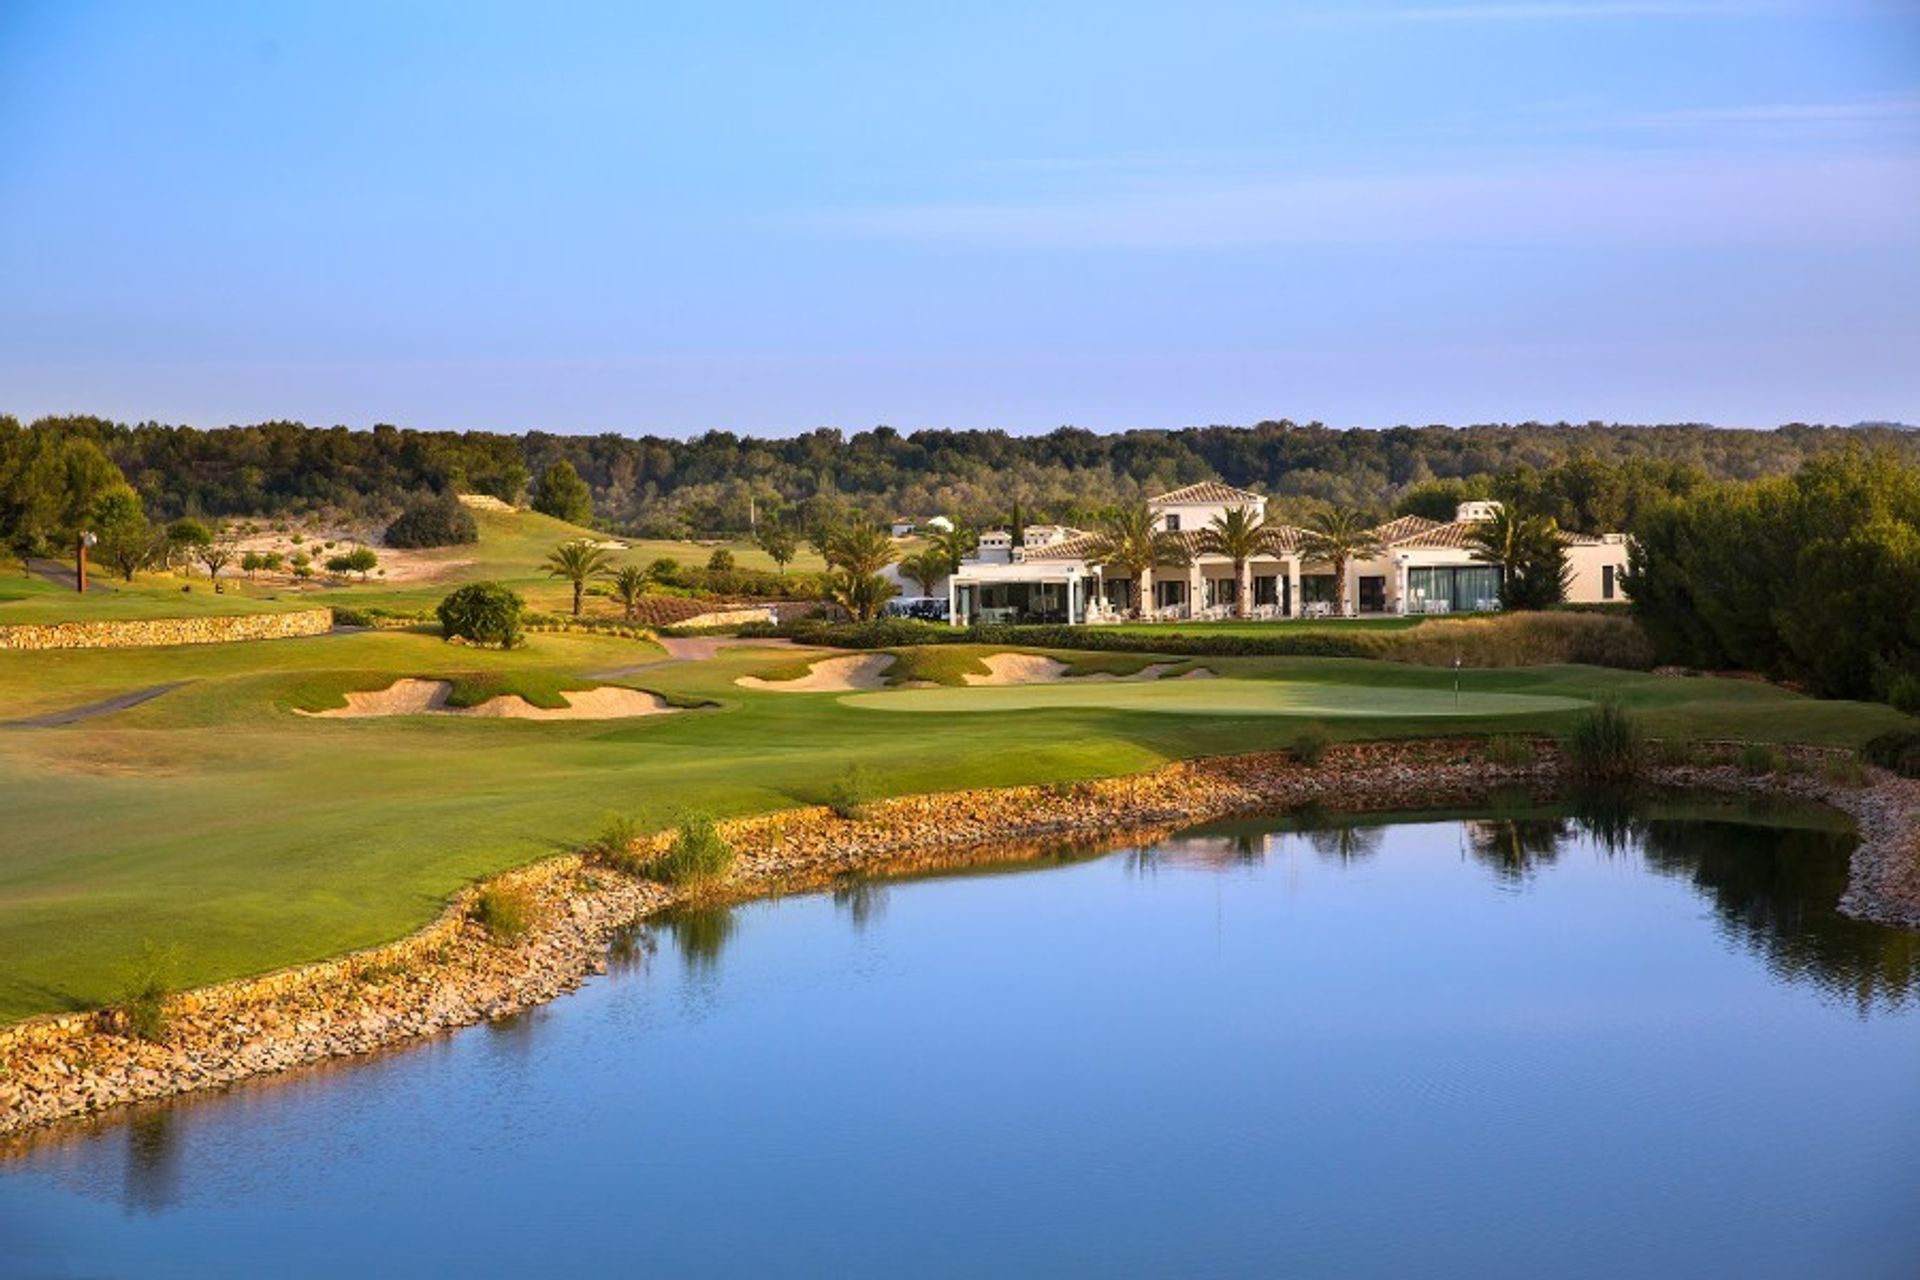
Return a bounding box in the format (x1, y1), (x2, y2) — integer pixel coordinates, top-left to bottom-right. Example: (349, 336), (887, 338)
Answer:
(0, 608), (334, 651)
(3, 740), (1914, 1140)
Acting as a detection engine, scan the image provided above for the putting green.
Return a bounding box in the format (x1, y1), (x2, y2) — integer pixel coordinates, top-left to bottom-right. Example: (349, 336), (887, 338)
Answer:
(841, 677), (1590, 718)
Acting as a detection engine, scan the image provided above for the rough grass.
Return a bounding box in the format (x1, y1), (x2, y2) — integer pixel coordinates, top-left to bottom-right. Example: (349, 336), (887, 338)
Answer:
(471, 885), (535, 942)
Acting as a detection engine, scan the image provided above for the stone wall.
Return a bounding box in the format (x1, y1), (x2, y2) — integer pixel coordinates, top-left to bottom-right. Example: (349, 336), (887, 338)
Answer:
(0, 607), (334, 651)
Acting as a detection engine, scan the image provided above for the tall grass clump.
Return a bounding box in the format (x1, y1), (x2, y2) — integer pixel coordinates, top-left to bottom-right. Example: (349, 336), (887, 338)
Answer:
(1563, 702), (1644, 781)
(115, 942), (177, 1044)
(824, 764), (874, 819)
(1484, 735), (1536, 768)
(1290, 726), (1331, 767)
(1736, 743), (1779, 775)
(647, 812), (736, 887)
(472, 885), (535, 942)
(590, 814), (644, 873)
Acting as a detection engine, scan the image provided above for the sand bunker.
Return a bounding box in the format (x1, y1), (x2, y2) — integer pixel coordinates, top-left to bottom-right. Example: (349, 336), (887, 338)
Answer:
(302, 679), (681, 720)
(736, 653), (896, 692)
(962, 654), (1212, 686)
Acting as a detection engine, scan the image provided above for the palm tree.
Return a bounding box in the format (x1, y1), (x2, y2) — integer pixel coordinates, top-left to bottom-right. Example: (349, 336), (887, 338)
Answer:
(544, 538), (613, 617)
(1296, 509), (1383, 616)
(609, 564), (651, 621)
(826, 568), (897, 621)
(1465, 505), (1569, 610)
(897, 548), (948, 598)
(927, 522), (979, 574)
(823, 522), (899, 578)
(1085, 502), (1190, 619)
(1196, 505), (1272, 619)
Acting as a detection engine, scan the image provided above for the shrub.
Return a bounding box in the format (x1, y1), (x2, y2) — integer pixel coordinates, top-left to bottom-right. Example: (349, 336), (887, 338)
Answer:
(650, 812), (735, 886)
(1290, 727), (1330, 767)
(1485, 735), (1535, 767)
(1736, 743), (1779, 775)
(706, 547), (736, 573)
(472, 885), (535, 942)
(385, 493), (479, 549)
(1563, 702), (1644, 780)
(437, 581), (525, 648)
(115, 943), (176, 1044)
(1862, 729), (1920, 778)
(1888, 671), (1920, 716)
(824, 764), (874, 819)
(1821, 752), (1868, 788)
(590, 815), (646, 875)
(1650, 738), (1699, 767)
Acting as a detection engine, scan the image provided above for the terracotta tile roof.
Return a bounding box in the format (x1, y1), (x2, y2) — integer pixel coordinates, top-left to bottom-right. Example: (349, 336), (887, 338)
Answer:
(1368, 514), (1444, 545)
(1148, 481), (1266, 507)
(1021, 524), (1312, 564)
(1387, 520), (1485, 550)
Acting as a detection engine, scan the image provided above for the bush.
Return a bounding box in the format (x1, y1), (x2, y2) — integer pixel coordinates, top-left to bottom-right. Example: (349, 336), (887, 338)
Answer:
(1290, 727), (1330, 767)
(824, 764), (874, 819)
(1736, 743), (1779, 775)
(437, 581), (525, 647)
(1862, 729), (1920, 778)
(650, 812), (735, 886)
(1485, 735), (1536, 767)
(385, 493), (479, 549)
(472, 885), (535, 942)
(1650, 738), (1699, 767)
(1563, 702), (1644, 780)
(1822, 752), (1868, 788)
(590, 815), (646, 875)
(1887, 671), (1920, 716)
(115, 942), (176, 1044)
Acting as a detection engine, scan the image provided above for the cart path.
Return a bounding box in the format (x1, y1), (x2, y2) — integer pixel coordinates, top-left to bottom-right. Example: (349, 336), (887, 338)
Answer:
(0, 681), (190, 728)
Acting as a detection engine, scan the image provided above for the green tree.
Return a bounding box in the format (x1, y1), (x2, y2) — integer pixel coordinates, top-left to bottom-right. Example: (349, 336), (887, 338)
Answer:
(1085, 502), (1189, 618)
(610, 564), (651, 621)
(91, 485), (155, 582)
(543, 538), (613, 616)
(823, 522), (899, 578)
(1466, 505), (1568, 611)
(755, 521), (798, 574)
(1196, 505), (1273, 619)
(927, 522), (979, 574)
(1297, 509), (1384, 616)
(345, 546), (379, 581)
(897, 548), (949, 598)
(197, 533), (234, 586)
(533, 460), (594, 524)
(437, 581), (524, 647)
(825, 568), (897, 621)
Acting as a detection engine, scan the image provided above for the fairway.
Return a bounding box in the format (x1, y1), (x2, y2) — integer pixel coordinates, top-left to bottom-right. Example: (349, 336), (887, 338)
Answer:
(841, 677), (1589, 718)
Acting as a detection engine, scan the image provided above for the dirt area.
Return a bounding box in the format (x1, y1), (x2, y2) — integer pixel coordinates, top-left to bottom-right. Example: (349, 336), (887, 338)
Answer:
(961, 654), (1212, 686)
(297, 679), (681, 720)
(736, 654), (896, 692)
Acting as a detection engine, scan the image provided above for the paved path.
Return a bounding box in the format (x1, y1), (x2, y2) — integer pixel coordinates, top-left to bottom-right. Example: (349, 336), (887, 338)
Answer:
(25, 558), (116, 593)
(588, 636), (800, 680)
(0, 682), (190, 729)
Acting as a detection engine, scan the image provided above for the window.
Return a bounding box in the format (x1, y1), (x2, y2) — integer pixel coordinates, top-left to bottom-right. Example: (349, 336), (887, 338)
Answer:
(1164, 513), (1181, 531)
(1602, 564), (1615, 600)
(1407, 565), (1503, 612)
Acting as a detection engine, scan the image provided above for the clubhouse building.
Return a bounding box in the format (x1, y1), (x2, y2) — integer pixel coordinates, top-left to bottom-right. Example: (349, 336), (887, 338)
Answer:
(945, 483), (1630, 627)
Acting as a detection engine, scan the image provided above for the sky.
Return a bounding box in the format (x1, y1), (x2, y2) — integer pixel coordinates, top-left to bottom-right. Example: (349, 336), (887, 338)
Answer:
(2, 0), (1917, 436)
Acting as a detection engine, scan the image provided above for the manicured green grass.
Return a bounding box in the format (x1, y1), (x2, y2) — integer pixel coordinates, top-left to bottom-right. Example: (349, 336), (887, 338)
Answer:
(0, 630), (1909, 1024)
(0, 562), (303, 624)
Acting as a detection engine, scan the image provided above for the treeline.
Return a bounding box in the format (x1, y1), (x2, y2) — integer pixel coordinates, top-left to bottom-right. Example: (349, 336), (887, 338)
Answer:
(1628, 448), (1920, 706)
(4, 413), (1914, 537)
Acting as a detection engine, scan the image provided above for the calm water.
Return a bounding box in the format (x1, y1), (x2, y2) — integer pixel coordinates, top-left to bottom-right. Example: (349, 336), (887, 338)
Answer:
(4, 800), (1919, 1279)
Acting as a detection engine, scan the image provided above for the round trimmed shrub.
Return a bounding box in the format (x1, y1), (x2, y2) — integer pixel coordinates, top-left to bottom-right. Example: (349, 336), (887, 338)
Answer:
(437, 581), (525, 648)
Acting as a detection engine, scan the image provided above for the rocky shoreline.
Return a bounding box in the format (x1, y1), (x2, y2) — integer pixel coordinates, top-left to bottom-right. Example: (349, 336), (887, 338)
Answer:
(3, 738), (1916, 1142)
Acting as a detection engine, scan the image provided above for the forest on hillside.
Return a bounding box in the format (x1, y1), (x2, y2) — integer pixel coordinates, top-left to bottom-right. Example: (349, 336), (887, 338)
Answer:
(4, 414), (1915, 538)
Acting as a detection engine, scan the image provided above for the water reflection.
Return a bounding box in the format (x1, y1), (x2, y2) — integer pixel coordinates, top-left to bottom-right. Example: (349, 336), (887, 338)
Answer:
(658, 904), (737, 972)
(831, 878), (890, 930)
(122, 1110), (182, 1214)
(1307, 823), (1385, 866)
(1463, 817), (1569, 883)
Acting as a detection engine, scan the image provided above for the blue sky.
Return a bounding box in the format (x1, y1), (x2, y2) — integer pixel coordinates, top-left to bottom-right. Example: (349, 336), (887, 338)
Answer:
(2, 0), (1916, 435)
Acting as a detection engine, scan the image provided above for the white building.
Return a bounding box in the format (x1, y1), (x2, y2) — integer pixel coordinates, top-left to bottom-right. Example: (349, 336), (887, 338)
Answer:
(946, 484), (1631, 625)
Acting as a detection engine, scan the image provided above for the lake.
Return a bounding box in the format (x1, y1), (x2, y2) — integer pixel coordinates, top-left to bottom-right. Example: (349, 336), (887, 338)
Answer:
(4, 798), (1918, 1278)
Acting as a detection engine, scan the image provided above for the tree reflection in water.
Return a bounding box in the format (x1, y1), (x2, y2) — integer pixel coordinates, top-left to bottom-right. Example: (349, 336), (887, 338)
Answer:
(831, 878), (889, 931)
(658, 904), (737, 974)
(1463, 817), (1569, 883)
(122, 1109), (182, 1214)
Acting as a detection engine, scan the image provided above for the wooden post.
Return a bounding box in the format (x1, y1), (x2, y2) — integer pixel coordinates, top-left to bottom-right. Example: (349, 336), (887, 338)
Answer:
(75, 533), (88, 593)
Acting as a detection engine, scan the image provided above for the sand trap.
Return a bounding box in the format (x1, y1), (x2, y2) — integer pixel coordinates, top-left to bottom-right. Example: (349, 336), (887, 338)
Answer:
(962, 654), (1212, 686)
(736, 653), (896, 692)
(301, 679), (681, 720)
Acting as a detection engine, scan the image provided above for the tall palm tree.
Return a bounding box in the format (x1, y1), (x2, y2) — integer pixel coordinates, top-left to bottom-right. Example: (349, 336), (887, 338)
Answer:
(927, 522), (979, 574)
(609, 564), (651, 621)
(897, 548), (949, 598)
(1465, 505), (1568, 610)
(1296, 509), (1383, 616)
(1196, 505), (1272, 619)
(1085, 502), (1190, 619)
(544, 539), (613, 617)
(824, 522), (899, 578)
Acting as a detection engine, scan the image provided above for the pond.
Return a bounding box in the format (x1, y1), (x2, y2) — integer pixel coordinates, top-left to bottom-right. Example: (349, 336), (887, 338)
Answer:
(4, 798), (1918, 1278)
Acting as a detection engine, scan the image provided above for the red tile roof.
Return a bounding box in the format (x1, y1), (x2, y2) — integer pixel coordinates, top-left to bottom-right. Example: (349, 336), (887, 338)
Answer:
(1148, 482), (1266, 507)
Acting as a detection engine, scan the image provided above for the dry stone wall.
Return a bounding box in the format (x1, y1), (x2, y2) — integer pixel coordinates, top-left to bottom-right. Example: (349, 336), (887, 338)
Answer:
(0, 607), (334, 651)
